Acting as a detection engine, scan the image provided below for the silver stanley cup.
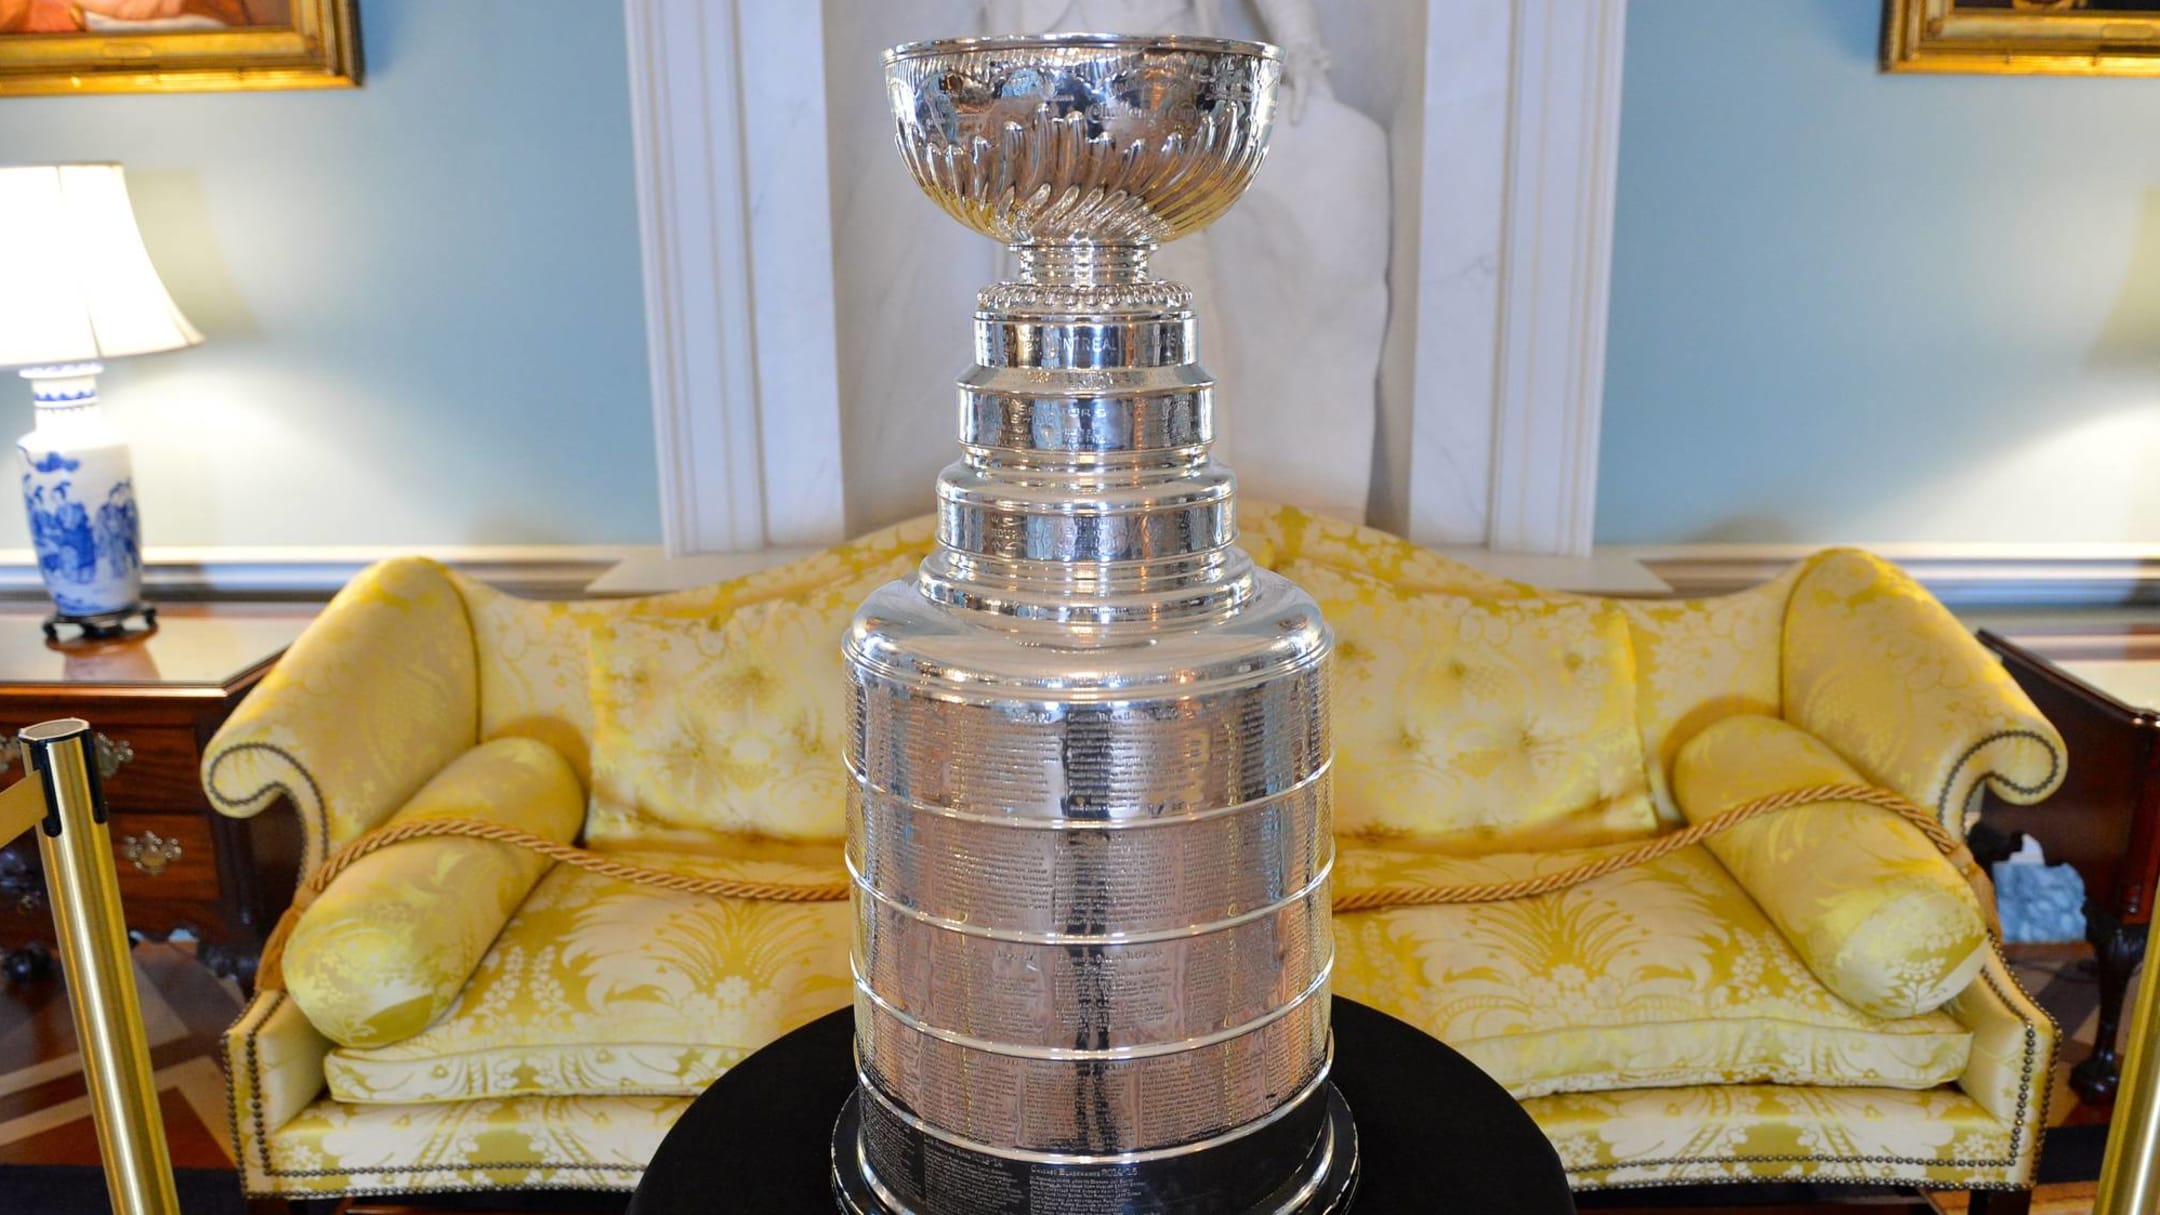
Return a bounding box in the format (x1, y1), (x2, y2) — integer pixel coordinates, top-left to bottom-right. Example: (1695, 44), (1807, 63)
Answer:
(832, 33), (1357, 1215)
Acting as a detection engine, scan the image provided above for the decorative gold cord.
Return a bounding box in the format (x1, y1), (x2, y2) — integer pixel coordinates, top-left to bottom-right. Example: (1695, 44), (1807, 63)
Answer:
(254, 820), (851, 993)
(1332, 782), (1958, 912)
(252, 782), (1956, 993)
(300, 818), (854, 904)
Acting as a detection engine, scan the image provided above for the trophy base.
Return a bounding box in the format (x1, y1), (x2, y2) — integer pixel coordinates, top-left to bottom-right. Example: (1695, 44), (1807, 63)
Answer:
(830, 1081), (1359, 1215)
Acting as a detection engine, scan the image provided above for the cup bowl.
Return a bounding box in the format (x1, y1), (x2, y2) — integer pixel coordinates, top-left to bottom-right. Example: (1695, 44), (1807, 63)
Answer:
(884, 33), (1280, 247)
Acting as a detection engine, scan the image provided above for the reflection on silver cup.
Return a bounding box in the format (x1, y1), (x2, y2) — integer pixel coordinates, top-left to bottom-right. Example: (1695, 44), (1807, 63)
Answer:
(832, 31), (1357, 1215)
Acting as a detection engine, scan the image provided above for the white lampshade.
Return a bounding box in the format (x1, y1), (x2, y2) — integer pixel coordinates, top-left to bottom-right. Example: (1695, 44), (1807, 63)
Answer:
(0, 163), (202, 369)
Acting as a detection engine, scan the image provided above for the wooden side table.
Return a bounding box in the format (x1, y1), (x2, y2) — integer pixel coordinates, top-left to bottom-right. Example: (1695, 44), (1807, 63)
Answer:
(1978, 629), (2160, 1104)
(0, 604), (312, 990)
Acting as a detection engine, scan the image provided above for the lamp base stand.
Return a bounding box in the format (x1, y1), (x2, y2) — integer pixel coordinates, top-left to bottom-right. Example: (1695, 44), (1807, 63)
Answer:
(44, 604), (156, 644)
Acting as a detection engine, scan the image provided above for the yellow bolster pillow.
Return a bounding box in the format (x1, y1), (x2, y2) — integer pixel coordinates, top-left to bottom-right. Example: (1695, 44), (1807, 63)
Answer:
(283, 737), (582, 1048)
(1672, 715), (1989, 1020)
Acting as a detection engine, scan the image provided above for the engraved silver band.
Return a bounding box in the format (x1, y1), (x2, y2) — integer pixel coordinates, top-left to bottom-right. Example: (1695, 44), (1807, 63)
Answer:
(854, 894), (1333, 1049)
(975, 315), (1196, 370)
(914, 547), (1254, 622)
(935, 477), (1234, 565)
(851, 956), (1334, 1062)
(847, 654), (1330, 815)
(844, 755), (1329, 828)
(958, 381), (1210, 454)
(847, 578), (1330, 699)
(852, 1042), (1336, 1168)
(846, 848), (1335, 946)
(857, 986), (1331, 1152)
(849, 790), (1329, 933)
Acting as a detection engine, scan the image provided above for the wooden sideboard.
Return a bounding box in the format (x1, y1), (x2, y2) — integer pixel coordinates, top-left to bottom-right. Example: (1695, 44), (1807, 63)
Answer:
(1978, 627), (2160, 1104)
(0, 604), (313, 990)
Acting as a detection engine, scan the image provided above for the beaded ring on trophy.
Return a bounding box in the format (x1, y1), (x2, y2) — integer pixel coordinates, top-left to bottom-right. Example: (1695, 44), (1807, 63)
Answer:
(831, 32), (1356, 1215)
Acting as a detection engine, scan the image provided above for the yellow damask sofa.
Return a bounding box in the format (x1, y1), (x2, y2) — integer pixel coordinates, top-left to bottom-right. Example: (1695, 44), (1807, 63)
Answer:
(205, 506), (2065, 1203)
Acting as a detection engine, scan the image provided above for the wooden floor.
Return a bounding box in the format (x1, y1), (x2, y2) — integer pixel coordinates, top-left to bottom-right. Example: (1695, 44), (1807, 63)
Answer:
(0, 941), (238, 1173)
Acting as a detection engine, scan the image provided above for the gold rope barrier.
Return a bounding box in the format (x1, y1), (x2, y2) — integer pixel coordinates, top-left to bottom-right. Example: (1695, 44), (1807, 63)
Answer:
(255, 781), (1959, 993)
(0, 719), (180, 1215)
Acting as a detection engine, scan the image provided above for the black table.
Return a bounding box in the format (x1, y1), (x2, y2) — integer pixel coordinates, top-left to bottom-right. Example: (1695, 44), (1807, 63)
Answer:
(627, 997), (1575, 1214)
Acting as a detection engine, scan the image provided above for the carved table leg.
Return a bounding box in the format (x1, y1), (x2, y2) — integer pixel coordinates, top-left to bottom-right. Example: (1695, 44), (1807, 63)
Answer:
(2, 941), (52, 982)
(1969, 1188), (2034, 1215)
(199, 939), (261, 996)
(2076, 902), (2151, 1104)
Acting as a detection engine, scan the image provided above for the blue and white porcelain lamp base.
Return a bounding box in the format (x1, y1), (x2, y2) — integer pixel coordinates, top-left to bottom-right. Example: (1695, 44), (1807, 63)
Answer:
(18, 365), (153, 642)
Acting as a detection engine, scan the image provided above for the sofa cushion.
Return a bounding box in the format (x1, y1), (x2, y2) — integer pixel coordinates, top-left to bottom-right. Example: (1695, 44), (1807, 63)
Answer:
(585, 551), (918, 844)
(1610, 570), (1801, 827)
(1288, 559), (1660, 854)
(327, 836), (1968, 1105)
(1332, 842), (1972, 1099)
(322, 842), (852, 1103)
(1672, 714), (1991, 1020)
(284, 738), (584, 1048)
(451, 517), (937, 827)
(1241, 504), (1521, 596)
(1527, 1083), (2017, 1192)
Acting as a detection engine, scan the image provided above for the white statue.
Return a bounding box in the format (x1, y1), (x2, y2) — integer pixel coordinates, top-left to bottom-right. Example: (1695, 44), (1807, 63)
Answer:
(985, 0), (1390, 522)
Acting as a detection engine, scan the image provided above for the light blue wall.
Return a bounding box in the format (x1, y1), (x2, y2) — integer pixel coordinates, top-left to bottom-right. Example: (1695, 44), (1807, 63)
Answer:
(0, 0), (656, 547)
(1599, 0), (2160, 544)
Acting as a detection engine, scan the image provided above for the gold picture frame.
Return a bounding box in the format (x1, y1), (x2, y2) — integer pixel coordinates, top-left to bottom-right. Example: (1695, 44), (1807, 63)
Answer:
(0, 0), (357, 96)
(1886, 0), (2160, 75)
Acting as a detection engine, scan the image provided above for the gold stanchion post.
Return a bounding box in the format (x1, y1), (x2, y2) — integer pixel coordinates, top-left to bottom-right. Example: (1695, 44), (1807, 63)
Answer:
(0, 718), (180, 1215)
(2097, 946), (2160, 1215)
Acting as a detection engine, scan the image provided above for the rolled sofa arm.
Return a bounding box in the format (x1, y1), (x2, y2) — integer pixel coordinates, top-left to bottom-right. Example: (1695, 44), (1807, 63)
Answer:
(203, 557), (480, 876)
(223, 987), (332, 1189)
(1782, 549), (2065, 835)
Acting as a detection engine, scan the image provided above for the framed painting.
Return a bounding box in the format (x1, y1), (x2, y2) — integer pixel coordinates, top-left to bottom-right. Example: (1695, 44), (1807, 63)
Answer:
(0, 0), (357, 95)
(1886, 0), (2160, 75)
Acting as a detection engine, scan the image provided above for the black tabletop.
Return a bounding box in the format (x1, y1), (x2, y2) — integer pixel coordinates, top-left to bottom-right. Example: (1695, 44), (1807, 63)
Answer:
(627, 997), (1575, 1214)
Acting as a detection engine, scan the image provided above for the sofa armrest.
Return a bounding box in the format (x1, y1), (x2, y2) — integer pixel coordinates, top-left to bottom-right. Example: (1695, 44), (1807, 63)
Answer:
(203, 557), (480, 875)
(1946, 948), (2057, 1186)
(281, 738), (582, 1048)
(1783, 549), (2066, 836)
(223, 988), (331, 1194)
(1674, 714), (1991, 1020)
